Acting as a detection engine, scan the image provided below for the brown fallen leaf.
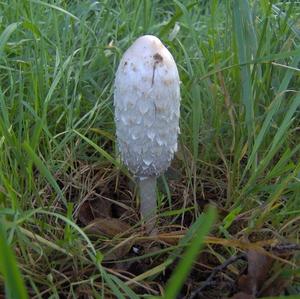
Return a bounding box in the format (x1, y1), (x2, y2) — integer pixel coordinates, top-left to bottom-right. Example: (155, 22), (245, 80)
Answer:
(84, 217), (134, 261)
(236, 249), (273, 297)
(89, 197), (112, 219)
(78, 198), (112, 225)
(104, 238), (135, 261)
(77, 200), (94, 225)
(84, 217), (132, 237)
(247, 249), (273, 293)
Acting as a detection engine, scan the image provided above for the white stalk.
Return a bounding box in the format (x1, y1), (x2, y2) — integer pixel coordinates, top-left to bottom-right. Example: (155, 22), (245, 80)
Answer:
(138, 177), (157, 233)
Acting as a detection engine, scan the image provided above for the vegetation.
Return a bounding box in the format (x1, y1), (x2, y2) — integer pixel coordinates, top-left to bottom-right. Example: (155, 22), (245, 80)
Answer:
(0, 0), (299, 298)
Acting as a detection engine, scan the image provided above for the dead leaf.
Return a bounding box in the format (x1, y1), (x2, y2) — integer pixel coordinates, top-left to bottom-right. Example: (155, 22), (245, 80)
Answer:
(84, 217), (132, 237)
(84, 217), (134, 261)
(90, 197), (112, 219)
(77, 200), (94, 225)
(104, 237), (135, 261)
(78, 198), (112, 225)
(247, 249), (273, 292)
(236, 249), (273, 297)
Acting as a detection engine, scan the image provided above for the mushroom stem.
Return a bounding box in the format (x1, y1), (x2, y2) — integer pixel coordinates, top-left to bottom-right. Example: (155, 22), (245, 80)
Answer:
(139, 176), (157, 233)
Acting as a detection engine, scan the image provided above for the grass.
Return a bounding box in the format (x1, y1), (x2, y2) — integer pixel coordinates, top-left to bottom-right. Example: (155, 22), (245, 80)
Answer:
(0, 0), (299, 298)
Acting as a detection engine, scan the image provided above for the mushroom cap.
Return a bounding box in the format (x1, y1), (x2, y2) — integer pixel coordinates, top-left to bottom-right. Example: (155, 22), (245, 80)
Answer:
(114, 35), (180, 177)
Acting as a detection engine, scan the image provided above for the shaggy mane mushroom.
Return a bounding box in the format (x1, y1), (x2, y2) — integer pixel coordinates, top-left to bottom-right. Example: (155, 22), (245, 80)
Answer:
(114, 35), (180, 233)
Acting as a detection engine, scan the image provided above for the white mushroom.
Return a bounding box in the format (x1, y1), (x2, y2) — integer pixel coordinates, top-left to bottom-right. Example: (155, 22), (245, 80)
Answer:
(114, 35), (180, 232)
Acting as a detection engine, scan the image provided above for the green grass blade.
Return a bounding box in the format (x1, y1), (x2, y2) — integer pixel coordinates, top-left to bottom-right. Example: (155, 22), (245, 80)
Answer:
(232, 1), (255, 148)
(164, 206), (216, 299)
(0, 219), (28, 299)
(0, 22), (20, 57)
(73, 129), (131, 177)
(22, 142), (66, 206)
(242, 93), (300, 195)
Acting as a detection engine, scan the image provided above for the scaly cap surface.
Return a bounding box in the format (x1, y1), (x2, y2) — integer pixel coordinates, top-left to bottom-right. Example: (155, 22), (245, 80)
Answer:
(114, 35), (180, 177)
